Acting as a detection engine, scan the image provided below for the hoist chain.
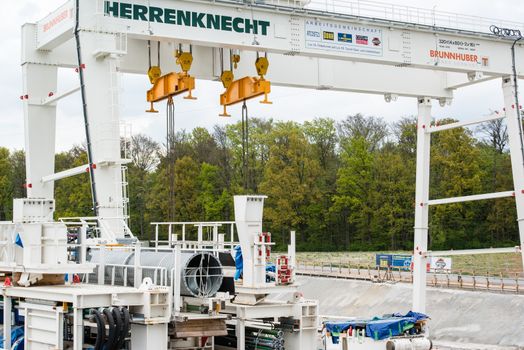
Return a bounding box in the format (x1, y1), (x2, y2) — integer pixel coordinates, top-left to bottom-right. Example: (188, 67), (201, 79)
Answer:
(241, 100), (250, 191)
(167, 97), (176, 221)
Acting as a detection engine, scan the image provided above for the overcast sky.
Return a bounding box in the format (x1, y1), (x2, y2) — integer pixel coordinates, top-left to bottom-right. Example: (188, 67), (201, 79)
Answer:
(1, 0), (524, 151)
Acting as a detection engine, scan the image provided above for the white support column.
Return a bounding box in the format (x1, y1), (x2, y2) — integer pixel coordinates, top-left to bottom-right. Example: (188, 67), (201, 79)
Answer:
(3, 294), (11, 350)
(236, 318), (246, 350)
(413, 97), (432, 313)
(174, 244), (182, 314)
(155, 224), (159, 251)
(73, 307), (83, 350)
(197, 224), (203, 244)
(79, 225), (87, 264)
(502, 77), (524, 272)
(78, 30), (125, 238)
(134, 244), (143, 288)
(22, 62), (58, 199)
(288, 230), (296, 281)
(98, 245), (106, 285)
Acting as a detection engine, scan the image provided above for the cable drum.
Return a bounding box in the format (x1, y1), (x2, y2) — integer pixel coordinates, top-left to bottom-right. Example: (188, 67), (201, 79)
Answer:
(88, 250), (224, 297)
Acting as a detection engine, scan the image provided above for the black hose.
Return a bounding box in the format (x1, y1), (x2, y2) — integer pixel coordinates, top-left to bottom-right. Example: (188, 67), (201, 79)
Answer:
(103, 308), (116, 350)
(121, 307), (131, 344)
(113, 307), (131, 349)
(111, 308), (123, 350)
(510, 37), (524, 167)
(74, 0), (98, 216)
(89, 309), (105, 350)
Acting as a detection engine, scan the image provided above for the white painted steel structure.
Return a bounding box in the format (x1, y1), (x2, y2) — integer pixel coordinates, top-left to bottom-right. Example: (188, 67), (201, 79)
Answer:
(20, 0), (524, 319)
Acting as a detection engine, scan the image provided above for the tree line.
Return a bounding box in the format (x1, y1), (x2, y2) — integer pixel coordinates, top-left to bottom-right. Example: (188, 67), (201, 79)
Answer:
(0, 114), (519, 251)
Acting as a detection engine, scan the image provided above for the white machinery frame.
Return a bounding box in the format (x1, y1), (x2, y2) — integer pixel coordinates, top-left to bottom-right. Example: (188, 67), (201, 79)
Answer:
(20, 0), (524, 317)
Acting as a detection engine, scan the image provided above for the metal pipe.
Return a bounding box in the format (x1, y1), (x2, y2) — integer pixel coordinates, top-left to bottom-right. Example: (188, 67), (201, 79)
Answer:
(88, 249), (224, 297)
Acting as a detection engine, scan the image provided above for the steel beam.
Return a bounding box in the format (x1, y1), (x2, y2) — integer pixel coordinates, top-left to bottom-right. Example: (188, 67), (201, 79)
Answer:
(427, 113), (506, 133)
(41, 164), (90, 183)
(40, 86), (80, 106)
(427, 191), (515, 206)
(3, 295), (11, 350)
(4, 284), (146, 309)
(428, 246), (521, 256)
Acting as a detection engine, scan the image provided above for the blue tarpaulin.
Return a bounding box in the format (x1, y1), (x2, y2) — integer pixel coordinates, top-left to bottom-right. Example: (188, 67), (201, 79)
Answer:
(233, 246), (277, 282)
(234, 245), (243, 280)
(325, 311), (429, 343)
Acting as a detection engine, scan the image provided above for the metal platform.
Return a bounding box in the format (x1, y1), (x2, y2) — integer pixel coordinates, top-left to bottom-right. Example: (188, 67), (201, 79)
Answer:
(2, 283), (151, 308)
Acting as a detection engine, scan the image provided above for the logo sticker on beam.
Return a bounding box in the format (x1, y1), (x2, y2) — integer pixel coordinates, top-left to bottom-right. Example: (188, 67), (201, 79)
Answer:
(305, 20), (383, 56)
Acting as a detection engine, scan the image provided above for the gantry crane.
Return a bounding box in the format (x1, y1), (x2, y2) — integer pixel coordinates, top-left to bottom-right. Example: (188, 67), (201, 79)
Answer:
(18, 0), (524, 330)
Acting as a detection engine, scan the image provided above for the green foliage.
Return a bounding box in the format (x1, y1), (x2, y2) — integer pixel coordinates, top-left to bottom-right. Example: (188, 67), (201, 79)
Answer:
(0, 114), (520, 252)
(259, 122), (323, 248)
(0, 148), (12, 220)
(54, 146), (92, 219)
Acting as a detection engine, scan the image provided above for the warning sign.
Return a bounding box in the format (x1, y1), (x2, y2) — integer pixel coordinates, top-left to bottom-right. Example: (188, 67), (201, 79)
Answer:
(430, 257), (452, 271)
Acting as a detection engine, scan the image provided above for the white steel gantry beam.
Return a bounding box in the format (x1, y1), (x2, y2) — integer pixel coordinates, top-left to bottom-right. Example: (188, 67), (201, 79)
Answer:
(502, 77), (524, 271)
(413, 97), (432, 314)
(22, 30), (455, 99)
(44, 0), (524, 77)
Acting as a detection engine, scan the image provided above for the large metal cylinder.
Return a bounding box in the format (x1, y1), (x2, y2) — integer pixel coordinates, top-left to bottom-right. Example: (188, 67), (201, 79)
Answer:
(88, 249), (223, 297)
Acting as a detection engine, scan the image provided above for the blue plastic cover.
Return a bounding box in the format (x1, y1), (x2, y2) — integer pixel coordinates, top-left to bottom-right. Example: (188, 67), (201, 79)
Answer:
(233, 247), (277, 282)
(325, 311), (429, 343)
(0, 326), (24, 348)
(15, 233), (23, 248)
(234, 245), (243, 280)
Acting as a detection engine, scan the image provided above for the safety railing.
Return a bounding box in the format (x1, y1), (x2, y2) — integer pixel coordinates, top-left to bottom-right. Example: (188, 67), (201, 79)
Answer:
(306, 0), (524, 34)
(296, 259), (524, 294)
(150, 221), (238, 253)
(214, 0), (524, 35)
(85, 262), (169, 287)
(59, 216), (135, 242)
